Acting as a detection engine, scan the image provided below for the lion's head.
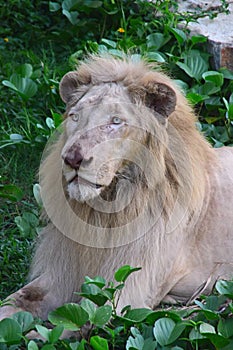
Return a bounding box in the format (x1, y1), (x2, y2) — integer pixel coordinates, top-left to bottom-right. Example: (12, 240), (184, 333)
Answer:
(39, 55), (214, 247)
(59, 56), (178, 204)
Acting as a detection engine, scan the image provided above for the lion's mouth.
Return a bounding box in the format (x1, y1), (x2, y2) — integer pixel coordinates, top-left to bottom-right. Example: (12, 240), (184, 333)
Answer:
(69, 175), (103, 189)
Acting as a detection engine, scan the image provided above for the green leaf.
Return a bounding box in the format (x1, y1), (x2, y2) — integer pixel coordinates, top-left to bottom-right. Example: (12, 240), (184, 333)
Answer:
(0, 184), (24, 202)
(16, 63), (33, 78)
(114, 265), (141, 283)
(167, 322), (187, 344)
(142, 337), (157, 350)
(10, 133), (23, 141)
(2, 80), (18, 92)
(124, 308), (154, 322)
(218, 318), (233, 338)
(189, 328), (204, 340)
(48, 303), (89, 330)
(202, 71), (224, 87)
(101, 38), (117, 48)
(215, 280), (233, 298)
(169, 27), (187, 44)
(62, 9), (79, 25)
(81, 299), (96, 320)
(177, 50), (208, 80)
(28, 340), (39, 350)
(146, 33), (166, 50)
(12, 311), (34, 332)
(84, 276), (106, 288)
(200, 323), (216, 334)
(0, 318), (22, 344)
(49, 1), (61, 12)
(146, 52), (165, 63)
(48, 325), (64, 343)
(91, 305), (112, 327)
(191, 35), (207, 44)
(79, 284), (109, 306)
(10, 74), (37, 100)
(187, 92), (207, 105)
(126, 333), (144, 350)
(35, 325), (50, 341)
(153, 318), (176, 346)
(90, 335), (109, 350)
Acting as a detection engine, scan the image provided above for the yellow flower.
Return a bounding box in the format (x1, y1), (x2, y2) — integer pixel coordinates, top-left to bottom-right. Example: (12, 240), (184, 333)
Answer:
(4, 38), (9, 42)
(117, 28), (125, 33)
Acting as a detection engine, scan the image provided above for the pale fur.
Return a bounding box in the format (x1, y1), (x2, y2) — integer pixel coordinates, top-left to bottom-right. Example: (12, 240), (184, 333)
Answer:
(1, 56), (233, 320)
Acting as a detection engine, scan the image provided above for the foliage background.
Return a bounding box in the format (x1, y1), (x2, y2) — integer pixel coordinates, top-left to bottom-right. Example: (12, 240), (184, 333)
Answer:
(1, 0), (233, 348)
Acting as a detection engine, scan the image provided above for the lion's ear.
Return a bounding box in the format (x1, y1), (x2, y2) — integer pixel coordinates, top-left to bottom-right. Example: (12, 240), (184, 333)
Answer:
(143, 82), (177, 118)
(59, 71), (80, 103)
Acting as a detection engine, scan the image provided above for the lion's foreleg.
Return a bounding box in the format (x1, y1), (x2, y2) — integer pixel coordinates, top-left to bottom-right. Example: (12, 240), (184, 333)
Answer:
(0, 275), (61, 320)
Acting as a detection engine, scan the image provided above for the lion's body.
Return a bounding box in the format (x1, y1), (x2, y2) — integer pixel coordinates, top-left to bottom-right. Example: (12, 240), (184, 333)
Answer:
(1, 56), (233, 320)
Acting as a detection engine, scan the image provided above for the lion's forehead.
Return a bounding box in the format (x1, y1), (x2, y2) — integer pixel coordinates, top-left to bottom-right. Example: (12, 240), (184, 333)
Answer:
(70, 83), (131, 113)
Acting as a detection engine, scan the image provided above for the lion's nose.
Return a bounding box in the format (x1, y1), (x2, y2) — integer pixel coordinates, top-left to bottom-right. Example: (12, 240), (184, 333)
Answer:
(63, 145), (93, 170)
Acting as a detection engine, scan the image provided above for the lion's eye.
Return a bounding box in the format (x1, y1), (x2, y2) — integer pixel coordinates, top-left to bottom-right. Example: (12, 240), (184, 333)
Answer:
(112, 117), (122, 125)
(70, 114), (79, 122)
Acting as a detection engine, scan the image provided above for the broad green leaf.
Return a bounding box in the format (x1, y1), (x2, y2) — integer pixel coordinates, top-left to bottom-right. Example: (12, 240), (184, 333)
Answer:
(79, 284), (109, 306)
(114, 265), (141, 282)
(35, 325), (49, 341)
(46, 117), (55, 130)
(124, 308), (154, 322)
(82, 1), (102, 8)
(33, 183), (42, 207)
(167, 322), (187, 343)
(218, 318), (233, 338)
(49, 1), (61, 11)
(28, 340), (39, 350)
(90, 335), (109, 350)
(202, 333), (229, 348)
(12, 311), (34, 332)
(101, 38), (117, 48)
(91, 305), (112, 327)
(142, 337), (157, 350)
(227, 103), (233, 120)
(219, 67), (233, 79)
(48, 325), (64, 343)
(189, 328), (204, 340)
(84, 276), (106, 288)
(146, 33), (166, 50)
(202, 71), (224, 87)
(146, 52), (165, 63)
(62, 9), (79, 25)
(169, 27), (187, 44)
(153, 318), (176, 346)
(10, 133), (23, 141)
(187, 92), (207, 105)
(48, 303), (89, 330)
(0, 184), (23, 202)
(177, 51), (208, 80)
(126, 333), (144, 350)
(200, 323), (216, 334)
(0, 318), (22, 343)
(16, 63), (33, 78)
(215, 280), (233, 298)
(2, 80), (18, 91)
(81, 299), (96, 320)
(191, 35), (207, 44)
(10, 74), (37, 100)
(40, 345), (56, 350)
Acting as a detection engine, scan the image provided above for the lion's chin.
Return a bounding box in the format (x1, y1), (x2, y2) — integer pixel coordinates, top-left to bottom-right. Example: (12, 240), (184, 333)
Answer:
(67, 182), (103, 203)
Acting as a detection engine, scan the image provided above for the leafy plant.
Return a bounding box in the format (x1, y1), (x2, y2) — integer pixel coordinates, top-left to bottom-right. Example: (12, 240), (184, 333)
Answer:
(1, 267), (233, 349)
